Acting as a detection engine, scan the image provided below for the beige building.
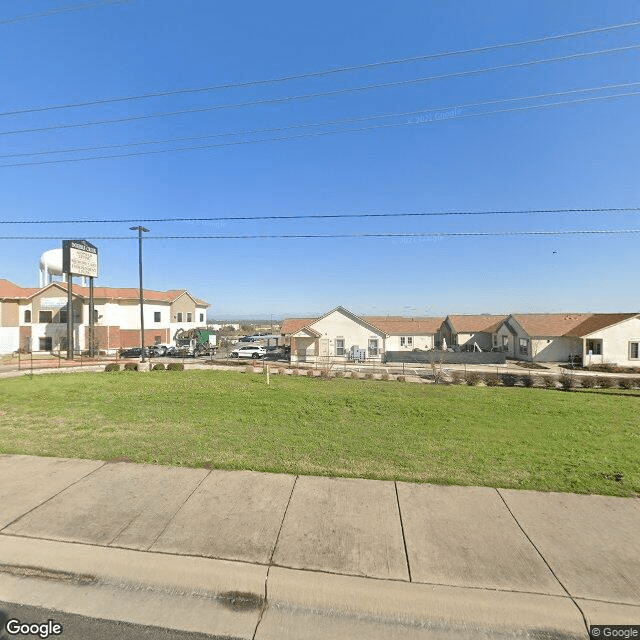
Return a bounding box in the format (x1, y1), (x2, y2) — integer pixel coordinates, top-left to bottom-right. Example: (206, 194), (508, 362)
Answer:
(0, 279), (209, 354)
(281, 307), (443, 364)
(493, 313), (640, 367)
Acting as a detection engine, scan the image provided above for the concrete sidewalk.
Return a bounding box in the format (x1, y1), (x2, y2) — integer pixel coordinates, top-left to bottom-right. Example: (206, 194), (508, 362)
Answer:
(0, 455), (638, 638)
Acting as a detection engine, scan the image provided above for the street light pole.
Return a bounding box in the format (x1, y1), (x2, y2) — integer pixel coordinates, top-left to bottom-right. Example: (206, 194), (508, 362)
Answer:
(130, 226), (149, 362)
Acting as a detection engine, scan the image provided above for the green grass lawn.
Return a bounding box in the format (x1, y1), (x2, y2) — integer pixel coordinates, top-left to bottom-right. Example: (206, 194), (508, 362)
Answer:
(0, 370), (638, 496)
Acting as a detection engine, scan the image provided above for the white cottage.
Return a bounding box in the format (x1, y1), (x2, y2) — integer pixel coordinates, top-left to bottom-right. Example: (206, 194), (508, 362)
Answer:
(281, 306), (443, 364)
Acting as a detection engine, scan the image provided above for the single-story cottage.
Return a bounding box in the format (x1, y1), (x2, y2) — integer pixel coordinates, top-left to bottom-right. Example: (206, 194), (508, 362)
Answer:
(494, 313), (640, 367)
(439, 314), (507, 351)
(281, 306), (444, 364)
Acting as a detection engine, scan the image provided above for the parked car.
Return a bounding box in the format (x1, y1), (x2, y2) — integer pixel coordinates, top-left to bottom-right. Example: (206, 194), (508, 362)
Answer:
(119, 347), (148, 358)
(238, 336), (257, 342)
(230, 345), (266, 359)
(147, 345), (166, 357)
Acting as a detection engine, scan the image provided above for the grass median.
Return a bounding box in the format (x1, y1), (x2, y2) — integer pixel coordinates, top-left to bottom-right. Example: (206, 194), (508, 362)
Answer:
(0, 370), (638, 496)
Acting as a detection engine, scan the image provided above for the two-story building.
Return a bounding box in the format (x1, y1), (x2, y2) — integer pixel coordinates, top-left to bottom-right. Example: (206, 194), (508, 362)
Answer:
(0, 279), (209, 354)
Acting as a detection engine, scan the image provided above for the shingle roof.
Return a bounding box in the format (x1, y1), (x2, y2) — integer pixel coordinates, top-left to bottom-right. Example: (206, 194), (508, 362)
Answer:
(564, 313), (638, 337)
(363, 316), (444, 334)
(512, 313), (593, 337)
(0, 279), (209, 306)
(280, 318), (316, 334)
(447, 314), (507, 333)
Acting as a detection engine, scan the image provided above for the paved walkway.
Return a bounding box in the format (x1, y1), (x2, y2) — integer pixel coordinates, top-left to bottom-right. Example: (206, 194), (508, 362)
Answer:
(0, 455), (638, 638)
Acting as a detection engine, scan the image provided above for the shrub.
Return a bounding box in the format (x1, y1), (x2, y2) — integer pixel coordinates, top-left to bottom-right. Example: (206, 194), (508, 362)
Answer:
(306, 369), (315, 377)
(543, 376), (557, 390)
(152, 363), (165, 371)
(334, 370), (344, 378)
(277, 367), (285, 375)
(578, 376), (595, 388)
(502, 374), (518, 387)
(450, 371), (465, 385)
(104, 363), (120, 372)
(123, 363), (138, 371)
(381, 372), (390, 381)
(167, 362), (184, 371)
(560, 372), (575, 390)
(320, 368), (332, 379)
(396, 375), (406, 382)
(522, 374), (535, 388)
(465, 371), (481, 386)
(364, 372), (374, 380)
(485, 373), (501, 387)
(618, 377), (634, 390)
(596, 376), (613, 389)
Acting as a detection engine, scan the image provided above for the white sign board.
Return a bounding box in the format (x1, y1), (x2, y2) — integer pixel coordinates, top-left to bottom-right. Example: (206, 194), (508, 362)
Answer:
(63, 240), (98, 278)
(40, 298), (67, 309)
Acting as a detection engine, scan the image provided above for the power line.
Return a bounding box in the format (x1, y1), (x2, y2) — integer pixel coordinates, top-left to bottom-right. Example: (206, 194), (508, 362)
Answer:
(0, 230), (638, 240)
(2, 43), (639, 138)
(0, 0), (129, 25)
(3, 81), (639, 160)
(1, 207), (639, 225)
(2, 88), (639, 168)
(2, 18), (639, 115)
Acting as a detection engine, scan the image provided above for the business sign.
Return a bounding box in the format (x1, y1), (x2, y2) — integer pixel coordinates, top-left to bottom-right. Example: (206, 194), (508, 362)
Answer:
(62, 240), (98, 278)
(40, 298), (67, 309)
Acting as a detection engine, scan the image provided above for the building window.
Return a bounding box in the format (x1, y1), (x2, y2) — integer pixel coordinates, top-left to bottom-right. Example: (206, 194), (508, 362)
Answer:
(199, 313), (204, 322)
(502, 335), (509, 350)
(155, 336), (161, 345)
(39, 310), (53, 323)
(176, 312), (183, 322)
(154, 311), (161, 322)
(187, 313), (192, 322)
(93, 309), (99, 323)
(39, 337), (52, 351)
(519, 338), (529, 356)
(630, 342), (639, 360)
(586, 339), (602, 355)
(400, 336), (413, 348)
(335, 338), (345, 356)
(24, 310), (31, 323)
(492, 334), (498, 347)
(368, 338), (379, 357)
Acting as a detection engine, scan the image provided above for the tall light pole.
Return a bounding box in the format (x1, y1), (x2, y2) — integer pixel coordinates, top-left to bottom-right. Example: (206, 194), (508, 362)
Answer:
(130, 226), (149, 362)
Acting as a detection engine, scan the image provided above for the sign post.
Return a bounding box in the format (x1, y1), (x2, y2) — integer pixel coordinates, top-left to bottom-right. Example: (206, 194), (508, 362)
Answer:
(62, 240), (99, 360)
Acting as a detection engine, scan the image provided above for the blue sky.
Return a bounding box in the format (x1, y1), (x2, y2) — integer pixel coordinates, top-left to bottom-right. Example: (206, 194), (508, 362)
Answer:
(1, 0), (639, 318)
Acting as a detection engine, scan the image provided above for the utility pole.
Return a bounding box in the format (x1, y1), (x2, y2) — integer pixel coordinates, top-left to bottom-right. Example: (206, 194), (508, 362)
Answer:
(130, 226), (149, 362)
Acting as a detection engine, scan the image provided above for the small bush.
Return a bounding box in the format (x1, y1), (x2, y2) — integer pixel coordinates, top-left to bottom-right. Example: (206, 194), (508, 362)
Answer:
(485, 373), (501, 387)
(381, 372), (390, 380)
(364, 372), (374, 380)
(167, 362), (184, 371)
(152, 363), (165, 371)
(396, 375), (406, 382)
(502, 374), (518, 387)
(320, 368), (332, 379)
(465, 371), (481, 386)
(619, 377), (634, 390)
(123, 363), (138, 371)
(277, 367), (285, 375)
(560, 372), (575, 390)
(334, 370), (344, 378)
(306, 369), (315, 377)
(596, 376), (613, 389)
(543, 376), (557, 389)
(104, 363), (120, 372)
(578, 376), (595, 388)
(522, 374), (535, 388)
(450, 371), (465, 385)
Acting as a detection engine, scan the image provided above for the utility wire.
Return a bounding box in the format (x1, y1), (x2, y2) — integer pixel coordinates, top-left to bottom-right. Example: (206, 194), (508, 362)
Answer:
(0, 0), (129, 25)
(2, 81), (639, 160)
(2, 18), (639, 114)
(2, 88), (639, 168)
(1, 207), (639, 225)
(0, 230), (638, 240)
(2, 43), (639, 137)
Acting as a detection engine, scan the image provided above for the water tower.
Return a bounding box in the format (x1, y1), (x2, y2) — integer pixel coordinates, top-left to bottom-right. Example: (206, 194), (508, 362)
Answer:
(39, 249), (88, 287)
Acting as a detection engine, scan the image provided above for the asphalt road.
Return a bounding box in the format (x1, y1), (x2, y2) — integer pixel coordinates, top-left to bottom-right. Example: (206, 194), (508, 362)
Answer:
(0, 602), (242, 640)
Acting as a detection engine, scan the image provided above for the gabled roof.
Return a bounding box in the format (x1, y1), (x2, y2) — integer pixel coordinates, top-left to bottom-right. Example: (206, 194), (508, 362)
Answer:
(511, 313), (593, 337)
(281, 318), (316, 334)
(564, 313), (639, 337)
(446, 314), (507, 333)
(363, 316), (444, 335)
(0, 279), (209, 307)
